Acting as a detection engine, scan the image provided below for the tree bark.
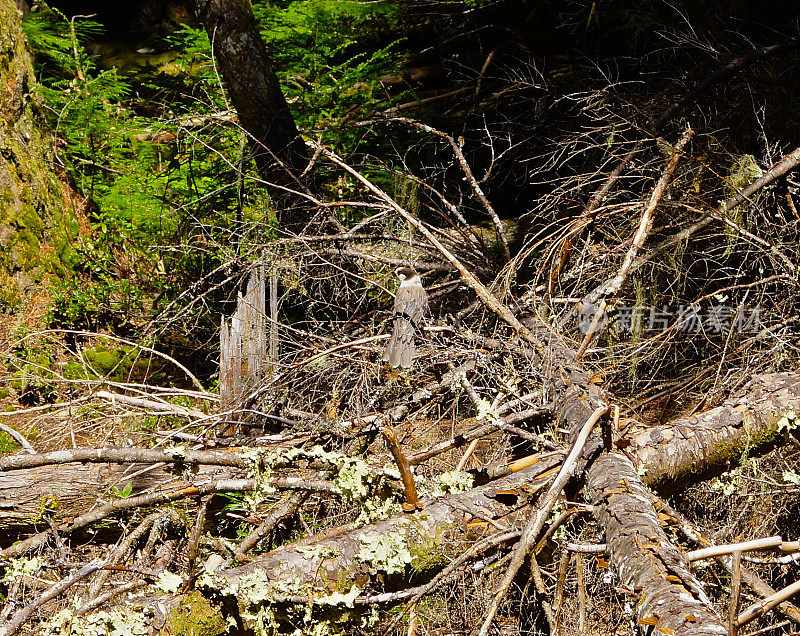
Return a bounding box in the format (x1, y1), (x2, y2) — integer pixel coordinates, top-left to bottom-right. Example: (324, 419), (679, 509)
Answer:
(586, 452), (726, 634)
(191, 0), (312, 230)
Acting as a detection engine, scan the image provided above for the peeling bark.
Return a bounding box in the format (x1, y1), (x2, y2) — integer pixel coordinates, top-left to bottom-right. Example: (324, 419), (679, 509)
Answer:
(586, 452), (726, 635)
(632, 373), (800, 494)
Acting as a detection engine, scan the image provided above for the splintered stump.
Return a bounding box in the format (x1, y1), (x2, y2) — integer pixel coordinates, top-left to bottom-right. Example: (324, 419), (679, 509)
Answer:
(219, 265), (269, 435)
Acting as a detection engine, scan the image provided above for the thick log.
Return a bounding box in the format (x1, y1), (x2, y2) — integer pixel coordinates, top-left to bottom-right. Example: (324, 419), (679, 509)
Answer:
(632, 372), (800, 494)
(586, 452), (726, 635)
(195, 372), (800, 631)
(207, 455), (562, 605)
(0, 371), (795, 633)
(0, 373), (797, 538)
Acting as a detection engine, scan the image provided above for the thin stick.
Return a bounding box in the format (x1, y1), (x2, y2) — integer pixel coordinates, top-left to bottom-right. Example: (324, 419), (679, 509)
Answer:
(383, 117), (511, 262)
(576, 553), (587, 634)
(87, 511), (167, 598)
(582, 127), (693, 306)
(553, 550), (571, 630)
(456, 439), (480, 472)
(529, 552), (557, 632)
(20, 329), (206, 392)
(738, 578), (800, 627)
(381, 530), (521, 636)
(96, 390), (207, 419)
(476, 405), (607, 636)
(0, 560), (104, 636)
(233, 490), (309, 561)
(633, 144), (800, 274)
(186, 497), (210, 573)
(730, 550), (742, 636)
(687, 536), (783, 562)
(382, 426), (420, 512)
(0, 424), (35, 454)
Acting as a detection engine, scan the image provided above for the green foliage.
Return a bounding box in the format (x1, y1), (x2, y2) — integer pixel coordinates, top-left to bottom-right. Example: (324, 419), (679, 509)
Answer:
(22, 7), (249, 331)
(19, 1), (411, 338)
(254, 1), (407, 142)
(110, 482), (133, 499)
(0, 432), (21, 454)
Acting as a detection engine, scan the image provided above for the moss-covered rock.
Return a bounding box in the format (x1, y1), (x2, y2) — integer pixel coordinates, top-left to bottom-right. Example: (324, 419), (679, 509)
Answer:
(0, 0), (81, 308)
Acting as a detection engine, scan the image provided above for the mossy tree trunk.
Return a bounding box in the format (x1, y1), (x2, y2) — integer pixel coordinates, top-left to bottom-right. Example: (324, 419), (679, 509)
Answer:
(0, 0), (80, 308)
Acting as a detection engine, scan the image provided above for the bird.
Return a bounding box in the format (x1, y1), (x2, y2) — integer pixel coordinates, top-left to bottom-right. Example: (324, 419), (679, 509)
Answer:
(382, 267), (428, 368)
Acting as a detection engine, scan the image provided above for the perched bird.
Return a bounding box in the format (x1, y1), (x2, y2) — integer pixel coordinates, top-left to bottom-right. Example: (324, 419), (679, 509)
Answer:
(382, 267), (428, 368)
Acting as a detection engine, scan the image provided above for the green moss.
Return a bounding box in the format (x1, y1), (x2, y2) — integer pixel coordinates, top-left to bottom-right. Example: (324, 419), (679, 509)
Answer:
(82, 344), (137, 380)
(161, 591), (227, 636)
(0, 2), (80, 297)
(31, 495), (59, 523)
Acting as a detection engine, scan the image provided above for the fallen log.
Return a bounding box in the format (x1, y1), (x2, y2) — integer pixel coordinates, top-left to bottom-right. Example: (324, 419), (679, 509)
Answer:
(4, 373), (800, 632)
(194, 372), (800, 631)
(586, 452), (726, 635)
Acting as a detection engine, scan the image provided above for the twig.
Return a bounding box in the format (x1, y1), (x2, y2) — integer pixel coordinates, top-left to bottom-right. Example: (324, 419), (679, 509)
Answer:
(382, 426), (420, 512)
(75, 580), (148, 617)
(553, 550), (570, 630)
(233, 490), (309, 562)
(529, 552), (557, 632)
(633, 144), (800, 273)
(686, 536), (783, 562)
(19, 329), (206, 392)
(86, 511), (169, 599)
(0, 560), (104, 636)
(456, 439), (480, 472)
(381, 530), (521, 636)
(476, 405), (607, 636)
(581, 127), (693, 309)
(662, 501), (800, 628)
(566, 542), (607, 554)
(0, 447), (251, 471)
(738, 579), (800, 627)
(576, 552), (587, 633)
(383, 116), (511, 262)
(730, 550), (742, 636)
(742, 620), (791, 636)
(96, 390), (207, 419)
(408, 409), (553, 466)
(186, 497), (210, 574)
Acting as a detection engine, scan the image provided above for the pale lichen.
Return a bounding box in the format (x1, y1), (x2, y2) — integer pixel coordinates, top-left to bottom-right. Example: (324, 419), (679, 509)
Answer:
(316, 585), (361, 608)
(476, 398), (500, 424)
(2, 556), (41, 584)
(436, 470), (474, 494)
(155, 570), (183, 593)
(43, 607), (149, 635)
(357, 530), (413, 574)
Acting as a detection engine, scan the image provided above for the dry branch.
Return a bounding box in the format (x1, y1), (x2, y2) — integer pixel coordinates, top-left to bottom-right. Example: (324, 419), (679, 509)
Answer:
(477, 405), (606, 636)
(210, 454), (563, 619)
(0, 560), (104, 636)
(306, 140), (551, 358)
